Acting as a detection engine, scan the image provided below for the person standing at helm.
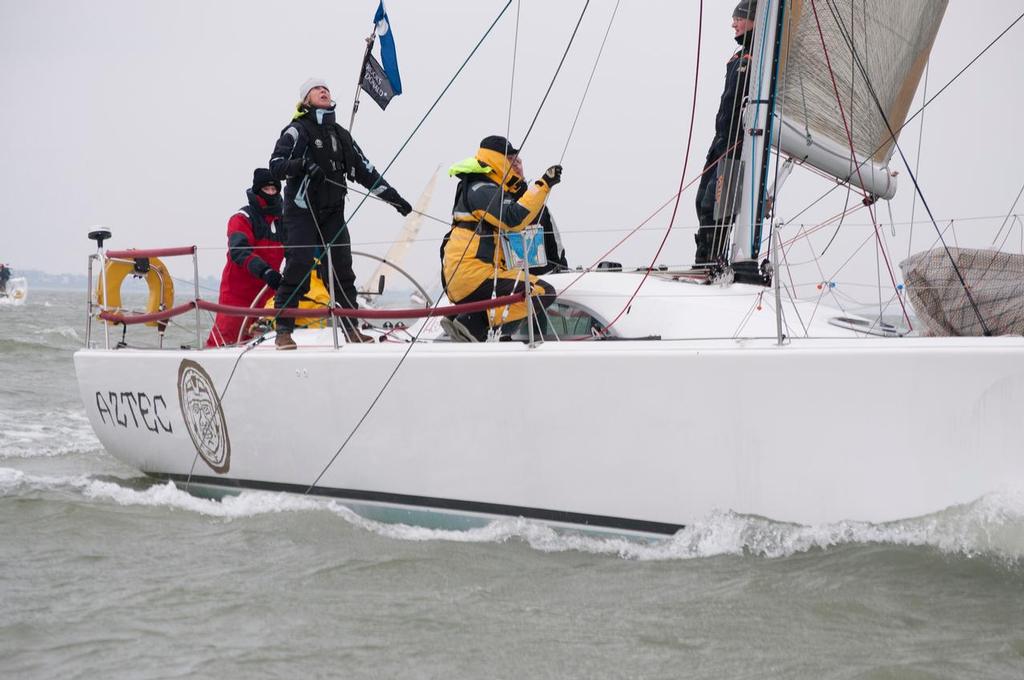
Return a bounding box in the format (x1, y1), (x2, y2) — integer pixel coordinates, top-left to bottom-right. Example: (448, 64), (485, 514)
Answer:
(693, 0), (757, 269)
(440, 136), (561, 342)
(206, 169), (286, 348)
(268, 78), (413, 350)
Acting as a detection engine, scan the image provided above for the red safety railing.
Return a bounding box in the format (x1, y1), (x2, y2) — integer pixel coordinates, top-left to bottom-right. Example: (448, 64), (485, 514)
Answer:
(93, 243), (527, 347)
(99, 294), (526, 325)
(106, 246), (197, 259)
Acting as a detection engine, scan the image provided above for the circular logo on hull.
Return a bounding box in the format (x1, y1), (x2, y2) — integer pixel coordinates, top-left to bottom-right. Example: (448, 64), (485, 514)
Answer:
(177, 359), (230, 473)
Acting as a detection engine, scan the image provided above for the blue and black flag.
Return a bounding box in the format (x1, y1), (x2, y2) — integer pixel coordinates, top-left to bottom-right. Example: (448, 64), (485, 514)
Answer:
(361, 53), (397, 110)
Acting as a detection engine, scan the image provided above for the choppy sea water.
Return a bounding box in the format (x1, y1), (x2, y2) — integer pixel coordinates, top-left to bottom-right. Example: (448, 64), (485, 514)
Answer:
(2, 291), (1023, 680)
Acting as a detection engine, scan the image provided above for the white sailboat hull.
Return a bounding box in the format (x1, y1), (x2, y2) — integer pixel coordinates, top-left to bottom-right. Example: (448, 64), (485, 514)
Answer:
(74, 334), (1024, 536)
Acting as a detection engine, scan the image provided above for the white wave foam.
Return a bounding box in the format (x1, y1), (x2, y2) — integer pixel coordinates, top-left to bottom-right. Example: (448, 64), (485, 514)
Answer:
(0, 409), (101, 458)
(83, 479), (331, 517)
(37, 326), (82, 341)
(2, 466), (1022, 562)
(342, 494), (1024, 563)
(0, 467), (332, 517)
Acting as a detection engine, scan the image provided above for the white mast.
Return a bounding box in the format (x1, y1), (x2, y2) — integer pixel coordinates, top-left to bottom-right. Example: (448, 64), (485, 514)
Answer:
(733, 0), (784, 263)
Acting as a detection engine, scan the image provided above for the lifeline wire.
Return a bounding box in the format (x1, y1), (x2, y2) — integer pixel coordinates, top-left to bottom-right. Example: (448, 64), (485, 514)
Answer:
(304, 1), (593, 493)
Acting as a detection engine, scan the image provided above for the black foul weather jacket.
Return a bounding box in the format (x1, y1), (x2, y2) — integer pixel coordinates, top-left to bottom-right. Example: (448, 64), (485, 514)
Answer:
(707, 30), (754, 164)
(268, 105), (401, 213)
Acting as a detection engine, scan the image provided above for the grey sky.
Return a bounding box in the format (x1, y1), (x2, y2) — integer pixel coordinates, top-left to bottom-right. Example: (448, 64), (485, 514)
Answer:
(2, 1), (1022, 304)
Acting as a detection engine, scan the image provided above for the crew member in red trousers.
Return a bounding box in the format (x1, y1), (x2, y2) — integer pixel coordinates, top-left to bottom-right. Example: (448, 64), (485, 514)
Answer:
(206, 169), (286, 347)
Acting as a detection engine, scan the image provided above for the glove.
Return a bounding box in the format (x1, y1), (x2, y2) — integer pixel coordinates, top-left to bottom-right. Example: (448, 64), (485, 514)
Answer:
(262, 268), (283, 290)
(380, 186), (413, 216)
(394, 196), (413, 216)
(304, 159), (325, 182)
(539, 165), (562, 188)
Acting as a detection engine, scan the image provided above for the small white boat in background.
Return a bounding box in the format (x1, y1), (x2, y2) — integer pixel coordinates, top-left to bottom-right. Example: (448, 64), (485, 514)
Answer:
(0, 277), (28, 306)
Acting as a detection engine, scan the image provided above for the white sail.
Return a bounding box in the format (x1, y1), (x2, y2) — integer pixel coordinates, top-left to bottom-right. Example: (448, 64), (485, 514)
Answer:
(359, 167), (440, 302)
(775, 0), (947, 198)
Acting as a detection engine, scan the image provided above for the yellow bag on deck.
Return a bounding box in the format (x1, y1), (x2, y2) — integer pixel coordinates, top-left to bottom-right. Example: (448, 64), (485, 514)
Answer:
(264, 270), (332, 328)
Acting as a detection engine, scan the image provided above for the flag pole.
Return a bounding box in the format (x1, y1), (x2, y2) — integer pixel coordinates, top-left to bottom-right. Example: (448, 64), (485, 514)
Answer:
(349, 29), (377, 131)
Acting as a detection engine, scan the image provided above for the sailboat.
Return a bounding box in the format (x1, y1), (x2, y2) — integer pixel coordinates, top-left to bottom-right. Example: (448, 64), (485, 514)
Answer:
(0, 276), (28, 305)
(73, 0), (1024, 538)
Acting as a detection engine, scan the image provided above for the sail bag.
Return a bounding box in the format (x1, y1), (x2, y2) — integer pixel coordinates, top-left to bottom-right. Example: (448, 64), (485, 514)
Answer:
(900, 248), (1024, 336)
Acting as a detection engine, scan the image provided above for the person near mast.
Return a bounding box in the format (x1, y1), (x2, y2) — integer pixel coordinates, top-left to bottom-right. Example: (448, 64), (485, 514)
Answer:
(693, 0), (757, 268)
(0, 263), (9, 295)
(206, 169), (286, 348)
(440, 136), (560, 342)
(268, 78), (413, 350)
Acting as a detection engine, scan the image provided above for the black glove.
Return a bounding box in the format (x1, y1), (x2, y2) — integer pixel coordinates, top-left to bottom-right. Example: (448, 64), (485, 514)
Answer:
(380, 186), (413, 216)
(539, 165), (563, 188)
(304, 159), (325, 182)
(262, 268), (283, 290)
(394, 196), (413, 216)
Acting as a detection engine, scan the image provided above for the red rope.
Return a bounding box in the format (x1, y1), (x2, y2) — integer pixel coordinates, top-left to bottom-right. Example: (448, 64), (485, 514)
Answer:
(596, 0), (703, 335)
(808, 0), (912, 329)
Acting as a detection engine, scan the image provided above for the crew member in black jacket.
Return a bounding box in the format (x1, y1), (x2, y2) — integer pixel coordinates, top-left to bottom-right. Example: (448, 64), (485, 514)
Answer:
(694, 0), (756, 268)
(269, 78), (412, 349)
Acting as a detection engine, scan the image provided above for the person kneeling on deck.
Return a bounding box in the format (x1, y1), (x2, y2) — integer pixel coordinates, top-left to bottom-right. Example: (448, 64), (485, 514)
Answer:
(440, 136), (559, 342)
(269, 78), (413, 350)
(206, 168), (285, 347)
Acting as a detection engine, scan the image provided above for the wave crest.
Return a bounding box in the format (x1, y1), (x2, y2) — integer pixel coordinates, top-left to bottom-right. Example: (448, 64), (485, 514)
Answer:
(2, 468), (1022, 563)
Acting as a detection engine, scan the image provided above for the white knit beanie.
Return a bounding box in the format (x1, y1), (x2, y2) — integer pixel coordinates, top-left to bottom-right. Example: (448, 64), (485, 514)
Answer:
(299, 78), (329, 102)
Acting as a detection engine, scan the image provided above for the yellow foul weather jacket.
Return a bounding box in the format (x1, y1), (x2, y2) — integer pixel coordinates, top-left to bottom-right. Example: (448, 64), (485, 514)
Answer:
(442, 148), (553, 326)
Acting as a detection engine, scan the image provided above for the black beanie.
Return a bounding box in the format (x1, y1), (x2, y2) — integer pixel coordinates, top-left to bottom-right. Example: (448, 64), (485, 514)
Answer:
(733, 0), (757, 19)
(252, 167), (280, 193)
(479, 135), (519, 156)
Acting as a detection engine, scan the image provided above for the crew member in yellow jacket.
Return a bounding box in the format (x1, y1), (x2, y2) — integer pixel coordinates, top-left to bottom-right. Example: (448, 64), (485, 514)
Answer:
(441, 135), (562, 341)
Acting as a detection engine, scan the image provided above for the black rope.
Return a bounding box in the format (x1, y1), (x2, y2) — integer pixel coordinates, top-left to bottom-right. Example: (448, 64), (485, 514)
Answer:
(517, 0), (591, 145)
(822, 0), (991, 335)
(262, 1), (516, 335)
(304, 1), (593, 493)
(784, 8), (1024, 228)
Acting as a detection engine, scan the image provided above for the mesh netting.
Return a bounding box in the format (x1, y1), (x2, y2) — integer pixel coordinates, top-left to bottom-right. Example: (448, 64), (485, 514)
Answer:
(900, 248), (1024, 336)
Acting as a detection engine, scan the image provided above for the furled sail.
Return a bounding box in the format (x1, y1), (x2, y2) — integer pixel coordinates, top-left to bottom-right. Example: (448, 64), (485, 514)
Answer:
(774, 0), (947, 199)
(901, 248), (1024, 336)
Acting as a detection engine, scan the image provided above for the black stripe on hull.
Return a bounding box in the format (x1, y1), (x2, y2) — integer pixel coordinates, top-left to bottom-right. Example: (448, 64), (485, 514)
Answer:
(152, 473), (685, 536)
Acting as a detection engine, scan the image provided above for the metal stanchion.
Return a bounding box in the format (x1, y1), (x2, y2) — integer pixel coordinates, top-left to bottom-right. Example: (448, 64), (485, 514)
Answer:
(192, 247), (202, 349)
(773, 220), (784, 346)
(327, 250), (340, 349)
(86, 255), (95, 348)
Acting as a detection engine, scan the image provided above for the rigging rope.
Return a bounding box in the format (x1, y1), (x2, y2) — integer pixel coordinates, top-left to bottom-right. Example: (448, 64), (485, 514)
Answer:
(784, 7), (1024, 230)
(807, 0), (912, 329)
(818, 0), (988, 335)
(594, 0), (703, 337)
(304, 0), (593, 493)
(906, 60), (929, 259)
(265, 1), (516, 335)
(517, 0), (591, 147)
(559, 0), (621, 163)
